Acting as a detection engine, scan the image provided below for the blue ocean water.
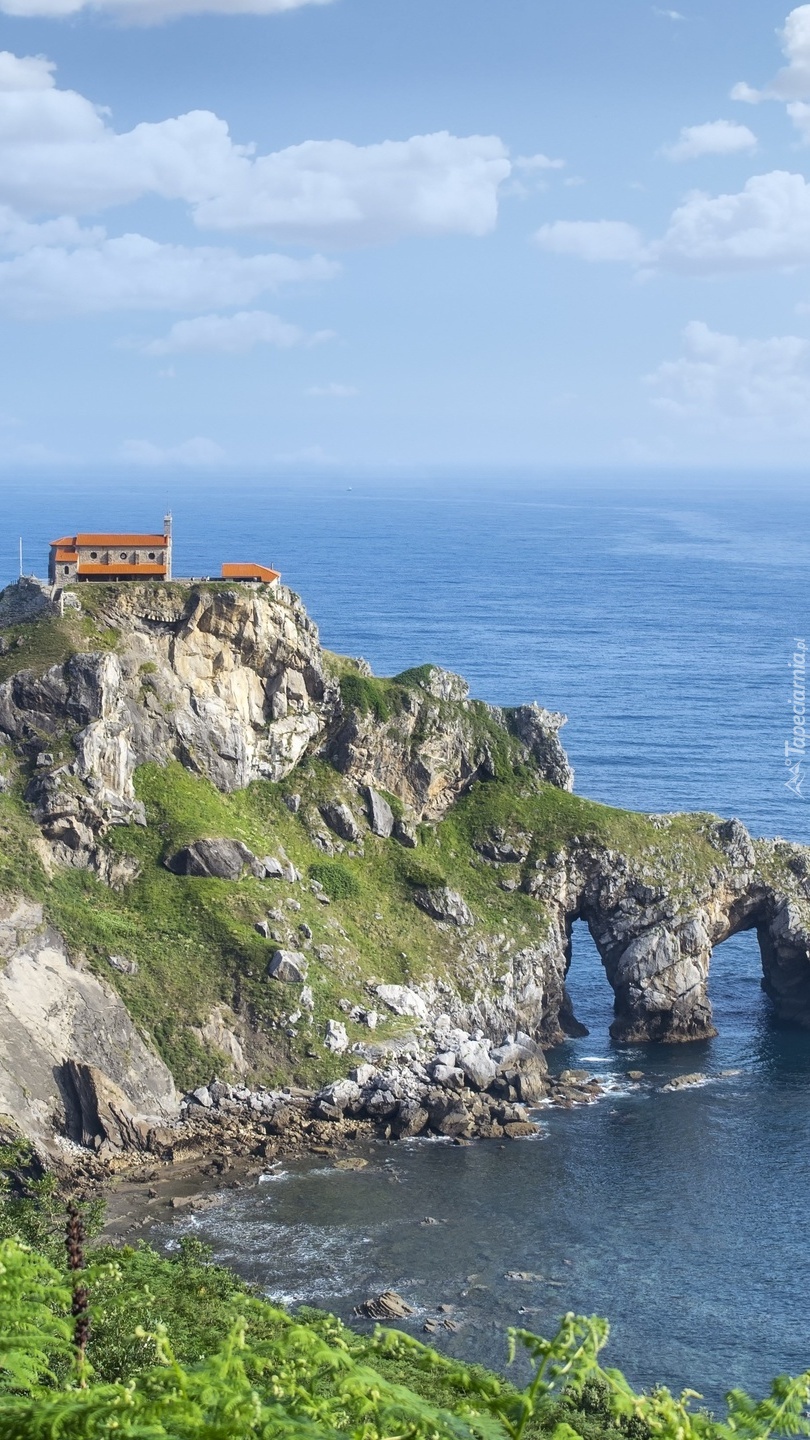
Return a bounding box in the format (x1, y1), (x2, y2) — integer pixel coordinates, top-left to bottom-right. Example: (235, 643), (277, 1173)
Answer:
(4, 471), (810, 1403)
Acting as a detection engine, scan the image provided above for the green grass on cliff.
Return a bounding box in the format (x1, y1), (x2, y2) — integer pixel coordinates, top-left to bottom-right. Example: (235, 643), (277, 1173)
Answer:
(0, 610), (121, 686)
(0, 753), (727, 1094)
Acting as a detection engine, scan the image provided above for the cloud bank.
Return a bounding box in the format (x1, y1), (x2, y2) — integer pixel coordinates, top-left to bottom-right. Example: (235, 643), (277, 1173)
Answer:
(0, 53), (510, 248)
(647, 320), (810, 426)
(537, 170), (810, 274)
(0, 0), (334, 24)
(143, 309), (331, 354)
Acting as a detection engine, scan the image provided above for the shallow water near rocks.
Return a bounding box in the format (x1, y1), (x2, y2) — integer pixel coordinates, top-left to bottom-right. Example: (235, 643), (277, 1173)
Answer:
(6, 473), (810, 1405)
(161, 929), (810, 1405)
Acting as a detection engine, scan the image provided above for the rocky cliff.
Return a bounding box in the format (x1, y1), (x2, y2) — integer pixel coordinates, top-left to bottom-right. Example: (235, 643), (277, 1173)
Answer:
(0, 576), (809, 1159)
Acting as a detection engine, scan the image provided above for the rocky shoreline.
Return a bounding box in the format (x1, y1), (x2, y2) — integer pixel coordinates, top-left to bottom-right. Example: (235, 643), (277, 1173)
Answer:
(2, 575), (810, 1187)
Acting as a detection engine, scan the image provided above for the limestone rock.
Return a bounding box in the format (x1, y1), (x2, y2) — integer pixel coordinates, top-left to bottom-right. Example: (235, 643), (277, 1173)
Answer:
(0, 894), (177, 1153)
(62, 1060), (154, 1152)
(0, 577), (56, 627)
(268, 950), (308, 983)
(165, 838), (255, 880)
(259, 857), (285, 879)
(393, 817), (418, 848)
(417, 667), (470, 702)
(457, 1039), (497, 1090)
(320, 801), (360, 842)
(316, 1078), (362, 1114)
(366, 786), (394, 838)
(107, 954), (139, 976)
(355, 1291), (414, 1320)
(711, 817), (756, 871)
(324, 1019), (349, 1053)
(192, 1005), (248, 1074)
(375, 984), (429, 1020)
(413, 886), (473, 927)
(506, 703), (574, 792)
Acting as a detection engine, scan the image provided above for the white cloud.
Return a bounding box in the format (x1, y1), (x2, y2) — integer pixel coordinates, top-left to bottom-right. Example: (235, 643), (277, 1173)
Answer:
(533, 219), (645, 262)
(732, 5), (810, 104)
(653, 7), (685, 18)
(0, 233), (334, 317)
(143, 309), (332, 354)
(661, 119), (757, 161)
(654, 169), (810, 271)
(0, 54), (511, 248)
(0, 205), (104, 253)
(514, 153), (565, 172)
(119, 436), (225, 465)
(647, 320), (810, 425)
(0, 52), (55, 88)
(537, 170), (810, 274)
(193, 132), (511, 245)
(306, 381), (358, 396)
(0, 0), (333, 22)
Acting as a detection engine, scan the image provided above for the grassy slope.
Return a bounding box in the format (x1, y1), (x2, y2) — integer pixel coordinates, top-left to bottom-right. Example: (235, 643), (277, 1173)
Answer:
(0, 588), (749, 1091)
(0, 743), (726, 1093)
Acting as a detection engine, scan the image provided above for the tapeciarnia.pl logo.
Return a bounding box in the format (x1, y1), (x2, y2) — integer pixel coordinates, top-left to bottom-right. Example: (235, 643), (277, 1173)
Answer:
(786, 638), (807, 798)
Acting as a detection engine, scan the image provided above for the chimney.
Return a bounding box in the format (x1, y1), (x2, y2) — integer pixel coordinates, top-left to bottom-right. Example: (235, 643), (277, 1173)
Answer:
(163, 512), (173, 581)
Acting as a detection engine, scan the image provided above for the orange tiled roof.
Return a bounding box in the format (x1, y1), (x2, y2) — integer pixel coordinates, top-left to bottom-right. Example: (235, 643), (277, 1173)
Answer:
(50, 533), (166, 548)
(77, 563), (167, 577)
(54, 549), (78, 563)
(221, 563), (281, 583)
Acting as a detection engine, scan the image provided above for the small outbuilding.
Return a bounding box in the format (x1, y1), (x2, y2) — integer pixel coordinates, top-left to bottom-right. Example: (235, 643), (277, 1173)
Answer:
(220, 563), (281, 584)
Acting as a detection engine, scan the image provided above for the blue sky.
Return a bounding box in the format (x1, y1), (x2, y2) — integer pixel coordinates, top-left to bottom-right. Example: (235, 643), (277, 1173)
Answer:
(2, 0), (810, 470)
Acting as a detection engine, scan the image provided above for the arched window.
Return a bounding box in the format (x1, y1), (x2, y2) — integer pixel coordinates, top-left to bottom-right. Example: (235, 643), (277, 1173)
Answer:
(63, 565), (69, 574)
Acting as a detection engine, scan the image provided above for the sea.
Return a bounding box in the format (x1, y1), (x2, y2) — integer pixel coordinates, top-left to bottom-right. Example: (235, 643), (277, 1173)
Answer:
(3, 468), (810, 1406)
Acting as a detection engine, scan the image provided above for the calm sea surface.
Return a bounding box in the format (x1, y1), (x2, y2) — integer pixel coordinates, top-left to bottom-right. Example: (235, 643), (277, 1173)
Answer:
(3, 471), (810, 1403)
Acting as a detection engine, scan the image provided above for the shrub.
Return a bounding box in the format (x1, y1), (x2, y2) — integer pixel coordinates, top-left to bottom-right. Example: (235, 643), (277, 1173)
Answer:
(402, 860), (447, 891)
(392, 664), (436, 690)
(339, 673), (404, 722)
(2, 1233), (810, 1440)
(308, 861), (361, 900)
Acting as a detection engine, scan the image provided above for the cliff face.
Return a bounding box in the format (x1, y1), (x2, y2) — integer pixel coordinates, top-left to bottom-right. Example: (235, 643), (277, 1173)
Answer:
(0, 583), (570, 873)
(0, 892), (178, 1157)
(1, 576), (810, 1160)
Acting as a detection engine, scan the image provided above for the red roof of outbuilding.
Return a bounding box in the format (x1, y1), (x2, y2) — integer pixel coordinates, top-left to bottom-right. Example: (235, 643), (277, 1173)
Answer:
(221, 563), (281, 583)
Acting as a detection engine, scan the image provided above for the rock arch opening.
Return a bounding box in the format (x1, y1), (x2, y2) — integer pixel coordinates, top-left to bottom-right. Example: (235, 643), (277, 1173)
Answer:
(556, 893), (810, 1047)
(561, 917), (613, 1038)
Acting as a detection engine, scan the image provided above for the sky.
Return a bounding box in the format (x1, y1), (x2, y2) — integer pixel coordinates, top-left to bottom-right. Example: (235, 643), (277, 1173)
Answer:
(3, 0), (810, 471)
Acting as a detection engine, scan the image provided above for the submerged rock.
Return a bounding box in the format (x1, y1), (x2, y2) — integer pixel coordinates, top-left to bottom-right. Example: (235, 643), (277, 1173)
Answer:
(354, 1290), (414, 1320)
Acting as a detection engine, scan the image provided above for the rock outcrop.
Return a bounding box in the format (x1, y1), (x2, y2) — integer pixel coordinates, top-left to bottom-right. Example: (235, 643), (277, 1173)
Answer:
(0, 893), (178, 1155)
(0, 585), (573, 873)
(2, 574), (810, 1172)
(475, 817), (810, 1044)
(324, 674), (573, 821)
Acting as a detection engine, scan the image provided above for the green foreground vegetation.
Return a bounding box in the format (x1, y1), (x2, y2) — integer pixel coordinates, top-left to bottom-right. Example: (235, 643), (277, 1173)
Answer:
(1, 1145), (809, 1440)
